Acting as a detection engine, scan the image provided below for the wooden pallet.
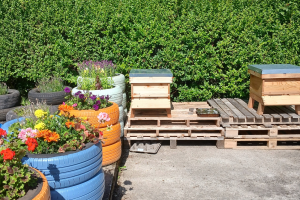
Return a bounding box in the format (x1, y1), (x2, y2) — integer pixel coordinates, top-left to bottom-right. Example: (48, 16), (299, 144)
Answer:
(217, 138), (300, 150)
(127, 102), (221, 127)
(225, 125), (300, 139)
(208, 98), (300, 125)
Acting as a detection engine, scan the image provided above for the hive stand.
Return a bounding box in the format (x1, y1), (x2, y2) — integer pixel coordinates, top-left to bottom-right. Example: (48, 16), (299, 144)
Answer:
(129, 69), (173, 118)
(247, 64), (300, 115)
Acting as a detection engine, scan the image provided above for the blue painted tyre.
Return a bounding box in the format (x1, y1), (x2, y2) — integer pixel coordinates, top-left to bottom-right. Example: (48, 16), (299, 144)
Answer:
(1, 117), (24, 133)
(51, 169), (105, 200)
(22, 142), (103, 189)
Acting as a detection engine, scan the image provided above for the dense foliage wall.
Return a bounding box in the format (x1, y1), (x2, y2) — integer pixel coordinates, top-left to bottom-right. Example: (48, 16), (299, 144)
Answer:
(0, 0), (299, 101)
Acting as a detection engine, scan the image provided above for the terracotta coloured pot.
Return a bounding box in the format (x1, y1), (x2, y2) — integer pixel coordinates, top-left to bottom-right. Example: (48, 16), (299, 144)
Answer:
(68, 102), (119, 128)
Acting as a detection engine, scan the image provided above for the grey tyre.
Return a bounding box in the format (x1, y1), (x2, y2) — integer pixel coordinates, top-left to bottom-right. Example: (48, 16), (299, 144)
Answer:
(119, 106), (124, 122)
(28, 87), (71, 105)
(122, 92), (127, 109)
(0, 89), (20, 109)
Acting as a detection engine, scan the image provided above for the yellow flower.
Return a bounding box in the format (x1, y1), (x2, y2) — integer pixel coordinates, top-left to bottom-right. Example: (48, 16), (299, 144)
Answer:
(50, 115), (54, 118)
(80, 117), (88, 120)
(34, 122), (46, 130)
(34, 109), (47, 118)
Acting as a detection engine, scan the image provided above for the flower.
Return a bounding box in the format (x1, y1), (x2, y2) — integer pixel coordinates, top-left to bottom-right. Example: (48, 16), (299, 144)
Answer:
(80, 117), (88, 121)
(90, 95), (97, 100)
(75, 91), (82, 97)
(44, 132), (60, 142)
(105, 95), (110, 100)
(97, 112), (110, 123)
(18, 128), (37, 142)
(65, 121), (75, 128)
(72, 103), (78, 107)
(50, 115), (54, 118)
(58, 104), (74, 112)
(93, 104), (99, 111)
(96, 100), (101, 105)
(34, 109), (47, 118)
(79, 94), (85, 99)
(25, 138), (38, 152)
(100, 96), (105, 100)
(34, 122), (46, 130)
(64, 87), (71, 93)
(36, 130), (51, 138)
(0, 148), (15, 161)
(0, 128), (7, 138)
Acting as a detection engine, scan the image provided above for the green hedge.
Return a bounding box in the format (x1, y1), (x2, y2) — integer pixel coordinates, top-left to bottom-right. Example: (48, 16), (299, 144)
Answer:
(1, 0), (299, 101)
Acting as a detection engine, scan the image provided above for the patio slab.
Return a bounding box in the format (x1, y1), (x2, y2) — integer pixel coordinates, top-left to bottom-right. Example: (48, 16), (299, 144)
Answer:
(113, 141), (300, 200)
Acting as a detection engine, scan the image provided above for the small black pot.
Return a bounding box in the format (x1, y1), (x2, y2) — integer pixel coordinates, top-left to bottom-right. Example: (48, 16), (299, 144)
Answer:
(0, 89), (20, 109)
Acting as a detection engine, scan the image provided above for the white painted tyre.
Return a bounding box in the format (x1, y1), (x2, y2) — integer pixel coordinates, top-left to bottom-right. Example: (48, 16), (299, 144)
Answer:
(119, 106), (124, 122)
(111, 73), (125, 92)
(72, 86), (123, 106)
(122, 93), (126, 109)
(123, 108), (128, 121)
(120, 120), (124, 137)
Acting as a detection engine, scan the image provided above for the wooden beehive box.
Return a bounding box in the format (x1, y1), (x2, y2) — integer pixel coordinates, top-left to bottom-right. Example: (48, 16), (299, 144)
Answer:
(248, 64), (300, 115)
(129, 69), (173, 118)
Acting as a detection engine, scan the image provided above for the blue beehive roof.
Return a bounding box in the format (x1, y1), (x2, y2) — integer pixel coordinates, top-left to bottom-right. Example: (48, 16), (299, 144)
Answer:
(248, 64), (300, 74)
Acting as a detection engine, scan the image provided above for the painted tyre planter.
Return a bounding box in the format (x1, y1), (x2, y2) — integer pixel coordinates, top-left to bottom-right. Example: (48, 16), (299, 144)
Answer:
(100, 122), (121, 147)
(28, 87), (72, 105)
(19, 167), (51, 200)
(119, 106), (124, 122)
(122, 92), (126, 109)
(68, 102), (119, 128)
(120, 121), (124, 137)
(72, 85), (122, 106)
(51, 169), (105, 200)
(22, 142), (103, 189)
(77, 73), (125, 92)
(1, 117), (24, 133)
(103, 139), (122, 166)
(0, 89), (20, 109)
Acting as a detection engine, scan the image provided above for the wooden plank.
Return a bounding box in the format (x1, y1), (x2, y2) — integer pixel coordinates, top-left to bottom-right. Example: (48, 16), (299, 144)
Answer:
(264, 107), (282, 121)
(249, 70), (300, 79)
(130, 77), (173, 83)
(132, 83), (169, 98)
(221, 99), (246, 120)
(170, 138), (177, 149)
(214, 99), (237, 118)
(275, 106), (300, 119)
(268, 106), (291, 120)
(207, 100), (229, 119)
(227, 98), (255, 120)
(234, 98), (264, 120)
(264, 78), (300, 95)
(131, 99), (171, 109)
(262, 95), (300, 106)
(125, 136), (224, 141)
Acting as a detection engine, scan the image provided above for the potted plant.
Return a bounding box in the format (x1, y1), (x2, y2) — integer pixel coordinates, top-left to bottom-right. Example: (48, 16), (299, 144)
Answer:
(5, 107), (105, 199)
(74, 60), (123, 106)
(0, 82), (20, 121)
(61, 88), (119, 128)
(0, 128), (51, 200)
(28, 76), (72, 105)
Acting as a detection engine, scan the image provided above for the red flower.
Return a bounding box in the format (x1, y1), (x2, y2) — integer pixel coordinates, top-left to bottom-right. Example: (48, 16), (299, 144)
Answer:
(25, 138), (38, 152)
(0, 128), (7, 138)
(0, 148), (15, 161)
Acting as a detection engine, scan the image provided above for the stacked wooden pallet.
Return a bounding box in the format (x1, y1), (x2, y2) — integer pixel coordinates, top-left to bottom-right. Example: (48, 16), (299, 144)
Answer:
(124, 102), (224, 148)
(209, 98), (300, 149)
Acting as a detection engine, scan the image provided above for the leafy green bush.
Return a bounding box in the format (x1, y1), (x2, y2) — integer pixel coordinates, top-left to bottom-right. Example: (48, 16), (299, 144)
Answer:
(0, 83), (8, 95)
(0, 0), (299, 101)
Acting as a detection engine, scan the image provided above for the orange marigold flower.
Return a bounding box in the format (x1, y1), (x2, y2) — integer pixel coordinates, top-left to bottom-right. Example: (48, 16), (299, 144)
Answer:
(65, 121), (75, 128)
(58, 104), (74, 112)
(36, 130), (51, 138)
(44, 132), (60, 142)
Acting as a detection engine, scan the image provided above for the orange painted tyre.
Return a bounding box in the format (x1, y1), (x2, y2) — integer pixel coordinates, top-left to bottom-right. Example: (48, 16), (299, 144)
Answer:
(100, 122), (121, 147)
(68, 102), (119, 128)
(32, 167), (51, 200)
(102, 140), (122, 166)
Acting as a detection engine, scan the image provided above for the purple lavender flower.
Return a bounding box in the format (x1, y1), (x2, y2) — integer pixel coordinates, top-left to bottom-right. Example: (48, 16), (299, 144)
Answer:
(96, 100), (101, 105)
(79, 94), (85, 99)
(105, 95), (110, 100)
(90, 95), (97, 100)
(93, 104), (99, 110)
(100, 95), (105, 100)
(64, 87), (71, 93)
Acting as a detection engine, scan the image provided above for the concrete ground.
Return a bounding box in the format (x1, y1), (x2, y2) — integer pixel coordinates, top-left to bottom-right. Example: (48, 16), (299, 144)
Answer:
(113, 141), (300, 200)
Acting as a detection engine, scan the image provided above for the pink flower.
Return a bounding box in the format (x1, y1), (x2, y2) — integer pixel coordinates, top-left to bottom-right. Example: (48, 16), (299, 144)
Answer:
(63, 102), (66, 105)
(97, 112), (110, 123)
(18, 128), (38, 142)
(72, 103), (78, 107)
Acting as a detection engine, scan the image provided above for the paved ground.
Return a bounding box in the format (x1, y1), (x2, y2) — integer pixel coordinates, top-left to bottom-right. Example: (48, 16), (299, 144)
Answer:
(113, 141), (300, 200)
